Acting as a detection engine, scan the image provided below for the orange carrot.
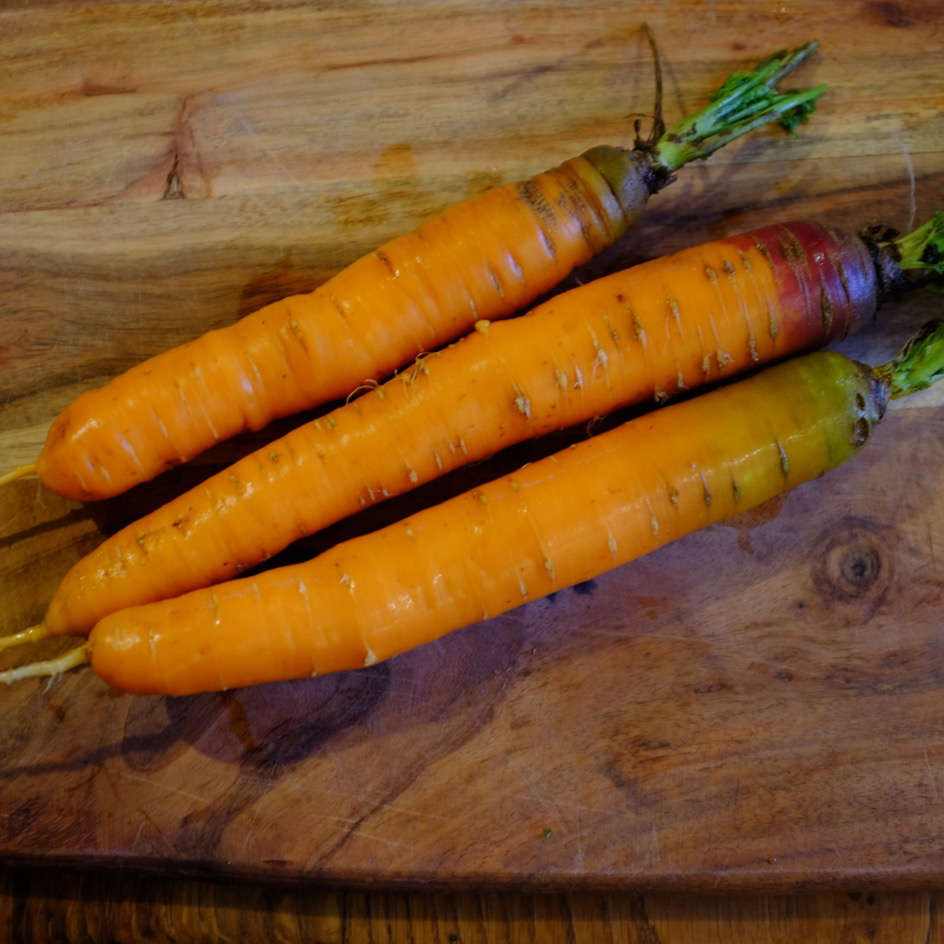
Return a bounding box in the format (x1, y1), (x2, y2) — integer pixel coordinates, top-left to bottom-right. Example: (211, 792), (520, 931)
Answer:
(7, 319), (943, 695)
(5, 212), (943, 649)
(9, 42), (824, 501)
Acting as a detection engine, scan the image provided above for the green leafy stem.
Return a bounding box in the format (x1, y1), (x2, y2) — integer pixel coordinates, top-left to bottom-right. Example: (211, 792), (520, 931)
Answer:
(653, 41), (827, 173)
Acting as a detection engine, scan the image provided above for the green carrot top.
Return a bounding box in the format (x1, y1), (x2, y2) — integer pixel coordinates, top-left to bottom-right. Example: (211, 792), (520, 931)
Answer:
(864, 211), (944, 295)
(651, 41), (826, 174)
(878, 319), (944, 399)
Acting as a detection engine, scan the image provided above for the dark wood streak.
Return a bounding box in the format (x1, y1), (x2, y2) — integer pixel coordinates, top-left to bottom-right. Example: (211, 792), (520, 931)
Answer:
(0, 508), (92, 551)
(3, 866), (936, 943)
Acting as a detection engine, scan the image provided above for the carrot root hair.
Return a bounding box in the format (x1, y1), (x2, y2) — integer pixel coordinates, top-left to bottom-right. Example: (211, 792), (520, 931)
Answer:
(0, 463), (37, 488)
(0, 624), (48, 652)
(346, 378), (380, 404)
(0, 644), (89, 686)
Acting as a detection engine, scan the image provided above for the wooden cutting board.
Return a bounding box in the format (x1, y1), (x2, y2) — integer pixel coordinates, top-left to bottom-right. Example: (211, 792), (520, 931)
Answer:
(1, 0), (943, 890)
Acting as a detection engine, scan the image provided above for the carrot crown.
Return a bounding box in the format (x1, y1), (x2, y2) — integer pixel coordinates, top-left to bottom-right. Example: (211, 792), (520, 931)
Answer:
(890, 212), (944, 278)
(861, 212), (944, 298)
(652, 41), (826, 174)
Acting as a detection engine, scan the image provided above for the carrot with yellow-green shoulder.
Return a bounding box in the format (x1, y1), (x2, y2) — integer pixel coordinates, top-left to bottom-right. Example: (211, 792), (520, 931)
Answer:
(4, 319), (943, 695)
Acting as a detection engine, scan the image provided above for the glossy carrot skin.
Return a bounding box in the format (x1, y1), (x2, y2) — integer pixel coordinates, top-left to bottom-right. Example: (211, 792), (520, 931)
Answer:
(87, 347), (887, 695)
(37, 150), (643, 501)
(45, 221), (878, 639)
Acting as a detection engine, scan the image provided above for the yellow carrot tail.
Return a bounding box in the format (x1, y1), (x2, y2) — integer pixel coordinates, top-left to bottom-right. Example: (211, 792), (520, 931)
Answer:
(0, 624), (48, 652)
(0, 644), (88, 686)
(0, 462), (37, 488)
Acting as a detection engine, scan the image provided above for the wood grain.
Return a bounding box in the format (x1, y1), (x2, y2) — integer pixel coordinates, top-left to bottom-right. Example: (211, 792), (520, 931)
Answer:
(0, 870), (942, 944)
(1, 0), (944, 894)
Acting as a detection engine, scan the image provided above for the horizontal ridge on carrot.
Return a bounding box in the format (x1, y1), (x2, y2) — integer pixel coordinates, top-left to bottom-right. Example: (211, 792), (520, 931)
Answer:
(8, 40), (826, 501)
(7, 319), (944, 695)
(5, 211), (943, 647)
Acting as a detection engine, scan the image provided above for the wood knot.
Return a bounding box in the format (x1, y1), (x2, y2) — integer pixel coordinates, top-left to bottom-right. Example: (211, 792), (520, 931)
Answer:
(864, 0), (917, 27)
(811, 517), (895, 622)
(839, 545), (882, 591)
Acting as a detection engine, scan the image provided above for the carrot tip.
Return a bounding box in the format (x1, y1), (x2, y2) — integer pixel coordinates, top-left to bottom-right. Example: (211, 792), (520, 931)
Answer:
(0, 643), (89, 686)
(0, 624), (48, 652)
(0, 462), (37, 488)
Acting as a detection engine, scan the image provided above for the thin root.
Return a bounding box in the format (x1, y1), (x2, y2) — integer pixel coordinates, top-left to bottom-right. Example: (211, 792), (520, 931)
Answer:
(345, 378), (379, 404)
(0, 624), (48, 652)
(0, 462), (37, 488)
(0, 643), (89, 686)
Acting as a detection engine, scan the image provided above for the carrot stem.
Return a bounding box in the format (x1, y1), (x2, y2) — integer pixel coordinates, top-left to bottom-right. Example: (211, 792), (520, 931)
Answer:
(0, 463), (37, 488)
(889, 212), (944, 277)
(0, 644), (88, 686)
(652, 40), (825, 173)
(0, 624), (48, 652)
(877, 319), (944, 399)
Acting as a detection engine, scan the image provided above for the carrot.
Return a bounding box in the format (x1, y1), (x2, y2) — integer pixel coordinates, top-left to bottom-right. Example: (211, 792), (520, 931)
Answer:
(6, 318), (943, 695)
(5, 41), (825, 501)
(4, 211), (941, 653)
